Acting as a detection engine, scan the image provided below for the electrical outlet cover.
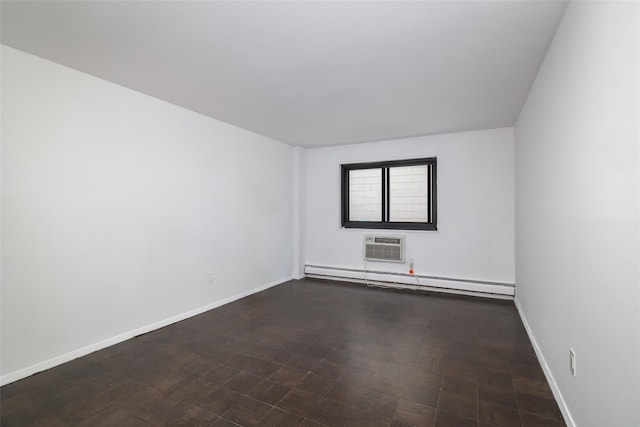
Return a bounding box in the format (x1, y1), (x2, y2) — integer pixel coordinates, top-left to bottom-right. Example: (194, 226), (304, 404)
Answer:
(569, 348), (576, 376)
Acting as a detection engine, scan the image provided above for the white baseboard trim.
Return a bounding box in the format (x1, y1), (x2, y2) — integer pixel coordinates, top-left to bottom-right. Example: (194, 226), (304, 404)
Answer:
(305, 265), (514, 299)
(0, 276), (292, 387)
(514, 297), (576, 427)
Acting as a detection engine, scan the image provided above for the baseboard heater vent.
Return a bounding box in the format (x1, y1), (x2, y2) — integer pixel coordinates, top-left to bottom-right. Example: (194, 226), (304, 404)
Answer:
(304, 265), (515, 299)
(364, 234), (404, 263)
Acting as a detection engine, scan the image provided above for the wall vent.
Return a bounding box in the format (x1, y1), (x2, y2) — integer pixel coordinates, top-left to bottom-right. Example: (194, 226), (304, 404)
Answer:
(363, 235), (405, 263)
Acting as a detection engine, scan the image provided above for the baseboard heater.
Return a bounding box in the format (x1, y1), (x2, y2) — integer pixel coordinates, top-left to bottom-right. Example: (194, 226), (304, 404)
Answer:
(304, 265), (515, 299)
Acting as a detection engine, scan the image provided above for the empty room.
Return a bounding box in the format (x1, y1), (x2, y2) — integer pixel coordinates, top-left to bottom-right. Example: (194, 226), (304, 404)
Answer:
(1, 1), (638, 427)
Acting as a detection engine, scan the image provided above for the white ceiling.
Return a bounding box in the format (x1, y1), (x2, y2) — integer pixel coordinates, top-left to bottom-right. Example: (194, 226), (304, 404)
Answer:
(1, 1), (567, 147)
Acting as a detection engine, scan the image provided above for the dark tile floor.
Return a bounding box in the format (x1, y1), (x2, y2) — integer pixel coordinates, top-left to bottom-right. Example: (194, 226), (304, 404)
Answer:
(0, 278), (565, 427)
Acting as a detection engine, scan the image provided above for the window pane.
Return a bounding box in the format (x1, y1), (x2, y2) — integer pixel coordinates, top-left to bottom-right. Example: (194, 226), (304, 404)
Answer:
(389, 165), (429, 222)
(349, 168), (382, 221)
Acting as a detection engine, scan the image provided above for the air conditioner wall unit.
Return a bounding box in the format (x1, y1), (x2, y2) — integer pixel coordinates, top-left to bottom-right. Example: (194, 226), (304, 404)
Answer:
(363, 234), (405, 263)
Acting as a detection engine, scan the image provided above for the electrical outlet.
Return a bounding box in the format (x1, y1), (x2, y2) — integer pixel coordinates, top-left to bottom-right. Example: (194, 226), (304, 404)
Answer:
(207, 270), (214, 284)
(569, 348), (576, 377)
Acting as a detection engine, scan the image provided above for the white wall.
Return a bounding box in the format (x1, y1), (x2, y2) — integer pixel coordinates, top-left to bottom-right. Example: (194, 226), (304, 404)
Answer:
(1, 46), (294, 383)
(292, 146), (307, 279)
(305, 128), (515, 285)
(514, 2), (639, 426)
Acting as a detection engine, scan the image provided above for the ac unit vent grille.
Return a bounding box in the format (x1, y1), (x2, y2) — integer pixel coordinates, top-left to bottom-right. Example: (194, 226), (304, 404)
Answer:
(364, 235), (405, 263)
(373, 237), (402, 245)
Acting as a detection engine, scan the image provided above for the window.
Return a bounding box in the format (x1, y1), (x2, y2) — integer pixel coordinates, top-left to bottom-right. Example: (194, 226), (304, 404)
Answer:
(341, 158), (437, 230)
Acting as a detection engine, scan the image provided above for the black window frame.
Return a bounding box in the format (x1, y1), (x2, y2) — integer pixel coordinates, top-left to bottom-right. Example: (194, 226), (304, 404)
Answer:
(341, 157), (437, 231)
